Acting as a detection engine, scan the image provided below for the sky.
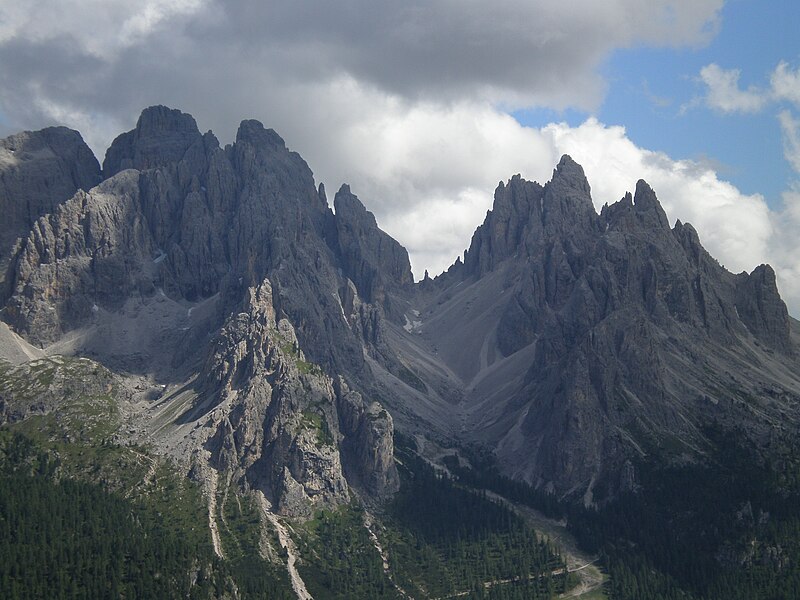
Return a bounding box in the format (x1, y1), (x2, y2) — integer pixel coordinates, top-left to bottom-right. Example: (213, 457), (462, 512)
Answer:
(1, 0), (799, 314)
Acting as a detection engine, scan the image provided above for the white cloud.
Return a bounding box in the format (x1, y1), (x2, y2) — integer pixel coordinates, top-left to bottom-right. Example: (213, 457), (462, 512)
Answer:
(281, 82), (779, 299)
(778, 110), (800, 173)
(30, 96), (126, 156)
(542, 118), (774, 273)
(697, 63), (768, 113)
(771, 61), (800, 107)
(0, 0), (722, 136)
(307, 98), (796, 313)
(693, 60), (800, 115)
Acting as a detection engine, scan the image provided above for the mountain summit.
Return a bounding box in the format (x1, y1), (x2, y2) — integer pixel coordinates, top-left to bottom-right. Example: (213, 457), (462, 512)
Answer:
(372, 154), (799, 500)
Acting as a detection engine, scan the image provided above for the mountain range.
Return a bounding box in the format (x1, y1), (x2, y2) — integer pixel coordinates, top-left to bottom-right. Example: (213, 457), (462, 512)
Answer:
(2, 105), (800, 599)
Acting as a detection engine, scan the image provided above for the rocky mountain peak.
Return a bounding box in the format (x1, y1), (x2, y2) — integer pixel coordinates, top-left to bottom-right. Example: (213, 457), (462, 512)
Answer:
(462, 175), (543, 276)
(735, 263), (792, 354)
(0, 126), (100, 297)
(633, 179), (670, 228)
(600, 180), (671, 234)
(541, 154), (597, 236)
(414, 155), (800, 499)
(136, 105), (200, 138)
(334, 184), (377, 228)
(549, 154), (592, 197)
(102, 105), (202, 176)
(235, 119), (286, 148)
(462, 156), (599, 278)
(334, 184), (412, 319)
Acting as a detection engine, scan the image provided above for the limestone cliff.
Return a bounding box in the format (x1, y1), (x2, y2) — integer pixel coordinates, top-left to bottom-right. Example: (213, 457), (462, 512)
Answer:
(403, 156), (799, 499)
(0, 126), (100, 298)
(198, 280), (397, 516)
(0, 106), (402, 516)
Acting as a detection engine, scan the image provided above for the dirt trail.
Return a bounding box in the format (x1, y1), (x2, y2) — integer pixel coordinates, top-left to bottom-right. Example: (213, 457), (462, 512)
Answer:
(482, 490), (606, 599)
(256, 492), (313, 600)
(363, 511), (413, 599)
(206, 469), (224, 559)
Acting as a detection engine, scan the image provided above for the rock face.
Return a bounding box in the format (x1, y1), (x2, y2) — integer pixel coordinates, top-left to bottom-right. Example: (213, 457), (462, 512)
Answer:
(102, 106), (203, 177)
(5, 172), (154, 344)
(1, 106), (401, 516)
(0, 127), (100, 297)
(198, 280), (397, 516)
(7, 108), (365, 371)
(394, 156), (799, 500)
(334, 184), (413, 320)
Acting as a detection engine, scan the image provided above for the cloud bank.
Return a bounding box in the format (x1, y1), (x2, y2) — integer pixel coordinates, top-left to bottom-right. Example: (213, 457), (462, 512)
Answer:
(1, 0), (723, 149)
(6, 0), (800, 314)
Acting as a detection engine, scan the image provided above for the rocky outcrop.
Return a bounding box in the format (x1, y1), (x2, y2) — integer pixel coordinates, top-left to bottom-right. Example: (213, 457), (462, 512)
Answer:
(735, 264), (792, 354)
(334, 184), (413, 320)
(463, 156), (598, 280)
(5, 172), (154, 345)
(463, 175), (544, 278)
(334, 377), (400, 497)
(0, 126), (100, 296)
(199, 280), (397, 515)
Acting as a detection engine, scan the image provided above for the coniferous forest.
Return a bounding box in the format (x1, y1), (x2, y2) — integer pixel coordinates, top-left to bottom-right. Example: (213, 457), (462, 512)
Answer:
(3, 357), (800, 600)
(0, 432), (223, 599)
(444, 427), (800, 600)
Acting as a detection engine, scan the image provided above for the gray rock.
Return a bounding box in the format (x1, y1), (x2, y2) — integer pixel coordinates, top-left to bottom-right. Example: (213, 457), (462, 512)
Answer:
(103, 105), (202, 177)
(1, 106), (405, 516)
(334, 184), (413, 321)
(5, 108), (373, 378)
(0, 126), (100, 297)
(200, 280), (397, 514)
(5, 172), (153, 345)
(413, 155), (800, 500)
(335, 377), (399, 497)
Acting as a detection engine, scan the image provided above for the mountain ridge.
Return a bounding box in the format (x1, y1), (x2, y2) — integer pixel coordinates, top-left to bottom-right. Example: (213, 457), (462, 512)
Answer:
(1, 106), (404, 519)
(1, 105), (798, 509)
